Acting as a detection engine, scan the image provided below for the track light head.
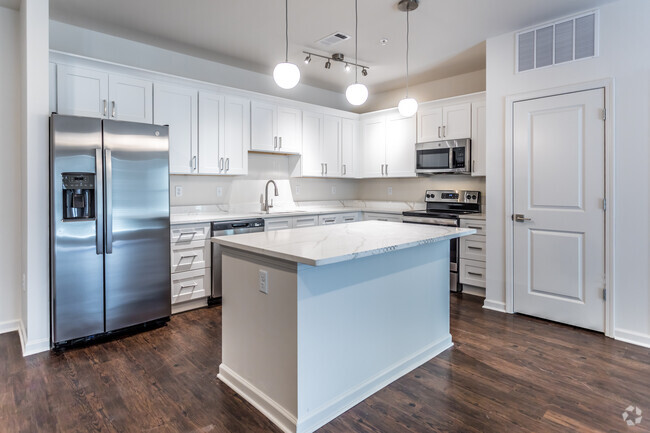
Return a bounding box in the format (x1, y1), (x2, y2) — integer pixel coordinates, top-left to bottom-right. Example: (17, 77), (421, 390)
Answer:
(325, 60), (332, 69)
(304, 55), (311, 64)
(345, 63), (351, 72)
(361, 68), (368, 77)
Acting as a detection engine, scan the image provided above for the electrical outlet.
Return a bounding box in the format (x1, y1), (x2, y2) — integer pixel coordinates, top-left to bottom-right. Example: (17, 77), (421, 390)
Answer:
(331, 186), (337, 195)
(259, 270), (268, 294)
(295, 185), (301, 195)
(216, 186), (223, 197)
(175, 186), (183, 197)
(387, 186), (393, 196)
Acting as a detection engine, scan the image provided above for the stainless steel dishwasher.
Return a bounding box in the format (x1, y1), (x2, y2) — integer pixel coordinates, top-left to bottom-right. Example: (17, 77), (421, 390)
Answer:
(209, 218), (265, 305)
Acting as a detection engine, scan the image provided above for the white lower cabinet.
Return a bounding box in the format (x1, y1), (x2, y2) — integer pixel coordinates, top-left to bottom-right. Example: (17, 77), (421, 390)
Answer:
(459, 259), (486, 287)
(319, 212), (360, 225)
(170, 223), (211, 311)
(363, 212), (403, 223)
(459, 218), (486, 289)
(265, 217), (294, 231)
(293, 215), (319, 228)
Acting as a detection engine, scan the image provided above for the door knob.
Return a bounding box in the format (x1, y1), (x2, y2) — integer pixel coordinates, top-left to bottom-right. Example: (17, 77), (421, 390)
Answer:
(513, 214), (531, 222)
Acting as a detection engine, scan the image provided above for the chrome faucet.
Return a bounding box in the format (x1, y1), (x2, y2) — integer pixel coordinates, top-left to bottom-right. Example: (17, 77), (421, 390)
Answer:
(263, 180), (279, 213)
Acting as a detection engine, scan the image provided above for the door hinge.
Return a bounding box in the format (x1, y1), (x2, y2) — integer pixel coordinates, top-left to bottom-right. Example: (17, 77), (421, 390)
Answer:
(601, 108), (606, 121)
(602, 288), (607, 301)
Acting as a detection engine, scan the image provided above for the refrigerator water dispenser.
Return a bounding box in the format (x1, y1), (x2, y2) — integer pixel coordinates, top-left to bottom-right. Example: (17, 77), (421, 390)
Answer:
(62, 172), (95, 220)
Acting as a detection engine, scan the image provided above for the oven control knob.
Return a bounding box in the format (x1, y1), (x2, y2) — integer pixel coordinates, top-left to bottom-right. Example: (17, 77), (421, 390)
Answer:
(472, 195), (477, 200)
(426, 194), (431, 199)
(431, 193), (435, 198)
(466, 194), (472, 200)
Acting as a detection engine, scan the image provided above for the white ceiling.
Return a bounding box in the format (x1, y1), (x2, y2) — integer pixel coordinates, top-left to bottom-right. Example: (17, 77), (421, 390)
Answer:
(48, 0), (617, 93)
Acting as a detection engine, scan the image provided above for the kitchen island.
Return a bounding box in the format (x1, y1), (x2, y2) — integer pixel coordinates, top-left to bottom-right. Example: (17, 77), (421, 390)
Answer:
(212, 221), (474, 433)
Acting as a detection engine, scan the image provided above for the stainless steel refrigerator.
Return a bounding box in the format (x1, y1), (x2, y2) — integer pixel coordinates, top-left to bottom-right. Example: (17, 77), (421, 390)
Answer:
(50, 114), (171, 346)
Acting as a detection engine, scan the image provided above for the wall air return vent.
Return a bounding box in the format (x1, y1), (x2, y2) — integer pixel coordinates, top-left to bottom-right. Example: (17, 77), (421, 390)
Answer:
(317, 32), (351, 47)
(516, 10), (598, 73)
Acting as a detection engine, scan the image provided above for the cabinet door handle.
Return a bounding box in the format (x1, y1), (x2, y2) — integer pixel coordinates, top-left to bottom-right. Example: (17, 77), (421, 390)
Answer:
(226, 158), (230, 171)
(342, 164), (346, 175)
(443, 125), (447, 137)
(279, 136), (282, 149)
(111, 101), (116, 118)
(103, 99), (107, 117)
(438, 126), (441, 138)
(274, 136), (278, 150)
(466, 225), (483, 230)
(381, 164), (385, 176)
(325, 163), (328, 175)
(385, 164), (388, 176)
(219, 157), (224, 171)
(192, 155), (197, 171)
(472, 159), (475, 173)
(321, 163), (324, 176)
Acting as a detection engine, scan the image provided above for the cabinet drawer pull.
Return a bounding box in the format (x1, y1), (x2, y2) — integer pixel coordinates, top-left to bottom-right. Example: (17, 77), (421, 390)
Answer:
(467, 246), (483, 251)
(467, 271), (483, 277)
(179, 283), (198, 291)
(466, 225), (483, 230)
(179, 254), (198, 260)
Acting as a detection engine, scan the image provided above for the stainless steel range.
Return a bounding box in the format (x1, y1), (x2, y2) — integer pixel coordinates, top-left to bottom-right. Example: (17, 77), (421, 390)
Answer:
(403, 190), (481, 292)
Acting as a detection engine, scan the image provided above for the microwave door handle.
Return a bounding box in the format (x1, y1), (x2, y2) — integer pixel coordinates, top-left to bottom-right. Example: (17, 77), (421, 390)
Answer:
(449, 147), (455, 170)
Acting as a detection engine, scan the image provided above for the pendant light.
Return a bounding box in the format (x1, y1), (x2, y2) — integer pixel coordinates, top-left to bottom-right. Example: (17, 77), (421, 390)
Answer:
(346, 0), (368, 106)
(273, 0), (300, 89)
(397, 0), (418, 117)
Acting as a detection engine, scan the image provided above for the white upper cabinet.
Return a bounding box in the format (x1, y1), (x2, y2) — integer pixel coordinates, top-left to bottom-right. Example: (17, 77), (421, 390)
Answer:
(251, 101), (302, 153)
(222, 95), (250, 175)
(57, 64), (109, 118)
(417, 101), (471, 142)
(154, 84), (198, 175)
(56, 64), (153, 123)
(322, 115), (341, 177)
(385, 113), (416, 177)
(442, 103), (472, 140)
(340, 118), (356, 178)
(198, 91), (224, 175)
(417, 105), (443, 143)
(301, 111), (324, 177)
(361, 115), (387, 178)
(277, 107), (302, 153)
(471, 100), (486, 176)
(108, 74), (153, 123)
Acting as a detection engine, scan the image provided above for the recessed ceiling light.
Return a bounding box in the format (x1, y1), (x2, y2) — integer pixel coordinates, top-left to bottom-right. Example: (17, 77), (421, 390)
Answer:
(380, 38), (389, 46)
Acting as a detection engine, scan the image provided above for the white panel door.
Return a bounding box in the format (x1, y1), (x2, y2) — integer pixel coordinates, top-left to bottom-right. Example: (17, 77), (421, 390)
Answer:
(385, 113), (416, 178)
(513, 88), (605, 332)
(222, 95), (250, 175)
(277, 106), (302, 153)
(442, 102), (471, 139)
(361, 116), (386, 178)
(301, 111), (324, 177)
(56, 64), (108, 118)
(471, 101), (487, 176)
(154, 84), (198, 174)
(108, 74), (153, 123)
(323, 115), (341, 177)
(198, 91), (224, 175)
(417, 105), (443, 142)
(251, 101), (277, 151)
(340, 118), (356, 177)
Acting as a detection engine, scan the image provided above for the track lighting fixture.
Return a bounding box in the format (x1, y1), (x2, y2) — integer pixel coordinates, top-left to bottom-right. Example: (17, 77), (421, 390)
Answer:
(304, 55), (311, 64)
(273, 0), (300, 89)
(361, 68), (368, 77)
(302, 51), (370, 75)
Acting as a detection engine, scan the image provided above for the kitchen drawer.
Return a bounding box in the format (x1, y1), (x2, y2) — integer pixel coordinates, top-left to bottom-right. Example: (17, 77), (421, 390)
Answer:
(319, 214), (339, 225)
(459, 259), (486, 288)
(171, 223), (210, 246)
(364, 212), (403, 223)
(171, 240), (211, 273)
(339, 212), (360, 223)
(460, 235), (486, 261)
(265, 217), (293, 231)
(293, 215), (318, 228)
(460, 219), (486, 236)
(171, 268), (210, 304)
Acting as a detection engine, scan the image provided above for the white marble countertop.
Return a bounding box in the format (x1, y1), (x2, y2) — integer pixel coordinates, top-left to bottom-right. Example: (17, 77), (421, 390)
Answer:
(212, 220), (475, 266)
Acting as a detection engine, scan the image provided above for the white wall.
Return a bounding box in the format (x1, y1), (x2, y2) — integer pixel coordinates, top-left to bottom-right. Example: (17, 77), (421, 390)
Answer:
(485, 0), (650, 346)
(0, 6), (22, 334)
(170, 154), (359, 207)
(49, 20), (349, 111)
(362, 69), (486, 113)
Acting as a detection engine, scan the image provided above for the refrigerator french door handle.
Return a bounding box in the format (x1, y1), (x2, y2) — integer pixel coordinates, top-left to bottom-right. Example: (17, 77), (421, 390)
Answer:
(105, 149), (113, 254)
(95, 149), (104, 255)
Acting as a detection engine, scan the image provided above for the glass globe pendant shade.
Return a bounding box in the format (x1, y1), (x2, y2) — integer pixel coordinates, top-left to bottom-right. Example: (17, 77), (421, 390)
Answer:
(345, 83), (369, 106)
(398, 97), (418, 117)
(273, 62), (300, 89)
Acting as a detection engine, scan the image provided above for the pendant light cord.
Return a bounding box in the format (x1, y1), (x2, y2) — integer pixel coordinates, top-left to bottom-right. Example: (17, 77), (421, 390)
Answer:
(355, 0), (359, 84)
(285, 0), (289, 62)
(406, 7), (410, 97)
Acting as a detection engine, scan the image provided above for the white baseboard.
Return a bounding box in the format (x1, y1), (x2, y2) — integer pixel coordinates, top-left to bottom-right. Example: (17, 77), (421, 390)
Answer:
(0, 319), (20, 335)
(615, 328), (650, 349)
(483, 299), (507, 313)
(218, 364), (297, 433)
(171, 297), (208, 315)
(219, 335), (453, 433)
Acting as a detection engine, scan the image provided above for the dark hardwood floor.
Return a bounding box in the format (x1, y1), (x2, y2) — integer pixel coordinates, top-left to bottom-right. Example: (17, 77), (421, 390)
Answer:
(1, 294), (649, 433)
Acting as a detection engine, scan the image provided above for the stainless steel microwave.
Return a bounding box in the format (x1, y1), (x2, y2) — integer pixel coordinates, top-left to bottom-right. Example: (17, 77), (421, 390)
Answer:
(415, 138), (471, 174)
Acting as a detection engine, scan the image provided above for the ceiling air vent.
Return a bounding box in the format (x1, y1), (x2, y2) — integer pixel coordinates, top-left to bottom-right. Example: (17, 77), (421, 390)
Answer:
(516, 10), (599, 73)
(317, 32), (351, 47)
